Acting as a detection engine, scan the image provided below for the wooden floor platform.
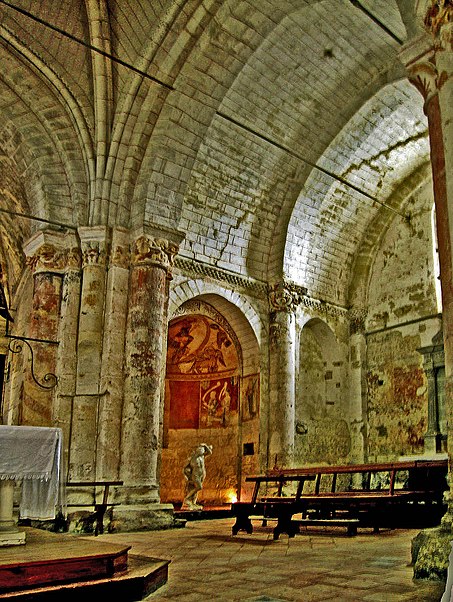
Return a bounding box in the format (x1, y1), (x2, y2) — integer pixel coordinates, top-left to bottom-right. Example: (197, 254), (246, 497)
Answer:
(0, 528), (169, 600)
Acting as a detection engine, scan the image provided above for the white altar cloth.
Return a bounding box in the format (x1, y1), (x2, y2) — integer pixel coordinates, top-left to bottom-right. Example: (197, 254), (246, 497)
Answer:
(0, 425), (63, 520)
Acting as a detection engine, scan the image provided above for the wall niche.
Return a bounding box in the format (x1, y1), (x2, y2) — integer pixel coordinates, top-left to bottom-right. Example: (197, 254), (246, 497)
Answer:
(417, 330), (446, 454)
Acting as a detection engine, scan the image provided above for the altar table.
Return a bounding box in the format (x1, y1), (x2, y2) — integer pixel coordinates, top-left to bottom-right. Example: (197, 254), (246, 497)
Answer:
(0, 425), (63, 545)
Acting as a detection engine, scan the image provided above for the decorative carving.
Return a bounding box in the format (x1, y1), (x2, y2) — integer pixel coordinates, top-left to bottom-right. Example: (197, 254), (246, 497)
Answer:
(174, 258), (348, 318)
(65, 247), (82, 270)
(174, 256), (268, 296)
(111, 244), (130, 269)
(349, 307), (367, 335)
(81, 241), (108, 266)
(132, 236), (178, 270)
(26, 244), (66, 274)
(299, 296), (348, 318)
(425, 0), (453, 47)
(269, 281), (307, 313)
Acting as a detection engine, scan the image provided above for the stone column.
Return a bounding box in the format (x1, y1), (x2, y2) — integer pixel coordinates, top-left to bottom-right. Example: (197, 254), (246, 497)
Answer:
(0, 480), (25, 546)
(426, 366), (442, 454)
(53, 238), (82, 472)
(348, 307), (367, 466)
(69, 226), (110, 480)
(96, 228), (130, 480)
(417, 330), (446, 454)
(118, 233), (179, 524)
(21, 231), (66, 424)
(400, 8), (453, 529)
(268, 281), (304, 468)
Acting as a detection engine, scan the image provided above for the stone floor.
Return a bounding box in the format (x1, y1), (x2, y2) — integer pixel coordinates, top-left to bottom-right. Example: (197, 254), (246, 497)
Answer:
(88, 518), (447, 601)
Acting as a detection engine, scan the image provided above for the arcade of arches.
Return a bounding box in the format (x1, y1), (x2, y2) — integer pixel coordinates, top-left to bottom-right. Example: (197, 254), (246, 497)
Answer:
(1, 0), (453, 578)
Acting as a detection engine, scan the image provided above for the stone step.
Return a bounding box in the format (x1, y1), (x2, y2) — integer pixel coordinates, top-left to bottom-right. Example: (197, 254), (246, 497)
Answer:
(0, 528), (169, 600)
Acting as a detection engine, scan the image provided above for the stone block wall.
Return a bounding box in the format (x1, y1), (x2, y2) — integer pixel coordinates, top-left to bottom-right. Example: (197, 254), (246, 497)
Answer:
(365, 184), (440, 461)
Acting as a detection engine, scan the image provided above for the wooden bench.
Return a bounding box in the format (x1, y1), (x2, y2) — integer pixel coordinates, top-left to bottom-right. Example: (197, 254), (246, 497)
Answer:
(231, 474), (318, 539)
(66, 480), (123, 535)
(231, 459), (447, 540)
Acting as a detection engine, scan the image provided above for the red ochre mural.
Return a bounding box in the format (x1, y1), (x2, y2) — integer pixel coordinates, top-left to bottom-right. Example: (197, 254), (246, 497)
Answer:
(166, 315), (239, 429)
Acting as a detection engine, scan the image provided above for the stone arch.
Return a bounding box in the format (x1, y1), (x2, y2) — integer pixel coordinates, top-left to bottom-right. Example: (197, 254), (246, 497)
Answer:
(295, 318), (351, 466)
(282, 78), (429, 305)
(0, 44), (90, 229)
(162, 284), (263, 506)
(169, 279), (265, 353)
(348, 163), (432, 311)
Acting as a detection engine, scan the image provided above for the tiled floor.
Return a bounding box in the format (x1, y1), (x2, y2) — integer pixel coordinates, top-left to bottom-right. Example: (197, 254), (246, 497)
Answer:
(91, 518), (447, 601)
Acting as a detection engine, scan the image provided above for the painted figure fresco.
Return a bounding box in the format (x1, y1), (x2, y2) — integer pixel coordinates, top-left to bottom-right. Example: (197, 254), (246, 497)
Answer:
(166, 314), (239, 429)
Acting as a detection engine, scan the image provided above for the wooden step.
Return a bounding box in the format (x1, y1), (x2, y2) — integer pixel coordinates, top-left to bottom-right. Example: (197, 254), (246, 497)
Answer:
(0, 528), (129, 592)
(0, 554), (169, 601)
(0, 528), (169, 600)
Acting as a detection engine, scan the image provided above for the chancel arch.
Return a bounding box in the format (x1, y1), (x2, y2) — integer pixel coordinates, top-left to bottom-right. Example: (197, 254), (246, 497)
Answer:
(161, 294), (261, 506)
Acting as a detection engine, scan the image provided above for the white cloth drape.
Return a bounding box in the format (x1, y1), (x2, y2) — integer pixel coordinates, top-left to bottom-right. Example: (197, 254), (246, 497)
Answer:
(0, 425), (63, 520)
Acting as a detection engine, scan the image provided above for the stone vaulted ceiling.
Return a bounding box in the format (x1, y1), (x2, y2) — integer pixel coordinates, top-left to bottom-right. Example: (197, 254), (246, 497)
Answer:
(0, 0), (431, 306)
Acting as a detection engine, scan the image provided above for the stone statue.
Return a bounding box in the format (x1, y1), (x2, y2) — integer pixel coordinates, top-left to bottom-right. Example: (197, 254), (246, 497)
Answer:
(182, 443), (213, 510)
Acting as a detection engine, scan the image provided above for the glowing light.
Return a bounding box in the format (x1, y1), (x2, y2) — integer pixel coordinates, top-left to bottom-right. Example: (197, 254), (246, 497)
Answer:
(226, 490), (237, 504)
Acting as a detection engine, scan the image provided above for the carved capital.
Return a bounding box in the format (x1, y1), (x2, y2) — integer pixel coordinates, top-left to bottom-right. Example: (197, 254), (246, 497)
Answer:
(25, 243), (66, 274)
(109, 228), (131, 269)
(110, 243), (130, 269)
(268, 280), (307, 313)
(425, 367), (436, 379)
(131, 235), (179, 270)
(23, 230), (77, 274)
(349, 307), (368, 336)
(407, 58), (439, 104)
(78, 226), (111, 268)
(81, 241), (108, 266)
(65, 247), (82, 270)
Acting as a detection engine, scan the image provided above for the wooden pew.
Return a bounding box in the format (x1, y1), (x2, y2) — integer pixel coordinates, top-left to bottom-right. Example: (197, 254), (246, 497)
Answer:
(231, 459), (447, 539)
(231, 474), (316, 538)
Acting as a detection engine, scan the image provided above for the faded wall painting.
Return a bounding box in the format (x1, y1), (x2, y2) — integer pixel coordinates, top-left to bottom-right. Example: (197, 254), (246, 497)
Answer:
(200, 378), (238, 428)
(167, 315), (238, 377)
(161, 302), (261, 507)
(241, 373), (259, 422)
(166, 314), (239, 429)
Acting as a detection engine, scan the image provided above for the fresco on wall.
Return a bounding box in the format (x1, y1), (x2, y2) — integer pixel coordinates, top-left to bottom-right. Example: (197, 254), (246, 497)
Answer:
(166, 314), (239, 429)
(200, 378), (238, 427)
(168, 380), (200, 429)
(167, 315), (238, 377)
(241, 373), (259, 422)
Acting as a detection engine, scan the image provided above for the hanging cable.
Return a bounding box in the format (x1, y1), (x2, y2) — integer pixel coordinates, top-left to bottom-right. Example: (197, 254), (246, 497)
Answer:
(0, 0), (174, 91)
(216, 111), (409, 220)
(0, 207), (77, 230)
(349, 0), (404, 45)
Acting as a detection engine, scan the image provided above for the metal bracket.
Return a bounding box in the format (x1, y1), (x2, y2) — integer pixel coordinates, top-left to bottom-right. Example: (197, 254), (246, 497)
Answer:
(6, 334), (58, 390)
